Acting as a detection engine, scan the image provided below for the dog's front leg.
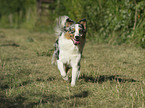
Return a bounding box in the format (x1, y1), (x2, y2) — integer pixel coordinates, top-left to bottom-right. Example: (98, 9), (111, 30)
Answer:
(71, 65), (80, 87)
(57, 60), (68, 81)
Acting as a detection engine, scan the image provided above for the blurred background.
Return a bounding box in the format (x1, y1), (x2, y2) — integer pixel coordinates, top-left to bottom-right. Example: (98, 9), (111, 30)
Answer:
(0, 1), (145, 107)
(0, 0), (145, 48)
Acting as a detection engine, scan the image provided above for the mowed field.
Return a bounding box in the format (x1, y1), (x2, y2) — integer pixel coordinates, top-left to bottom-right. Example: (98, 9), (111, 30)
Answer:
(0, 29), (145, 108)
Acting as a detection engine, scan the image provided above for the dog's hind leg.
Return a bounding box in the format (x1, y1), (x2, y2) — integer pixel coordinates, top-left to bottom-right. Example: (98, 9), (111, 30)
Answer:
(51, 39), (59, 65)
(57, 60), (68, 81)
(51, 52), (56, 65)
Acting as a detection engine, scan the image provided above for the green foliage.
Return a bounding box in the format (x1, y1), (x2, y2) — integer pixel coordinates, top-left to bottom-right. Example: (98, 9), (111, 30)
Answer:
(130, 18), (145, 48)
(130, 1), (145, 48)
(0, 0), (35, 15)
(0, 0), (36, 29)
(0, 0), (145, 47)
(53, 0), (145, 48)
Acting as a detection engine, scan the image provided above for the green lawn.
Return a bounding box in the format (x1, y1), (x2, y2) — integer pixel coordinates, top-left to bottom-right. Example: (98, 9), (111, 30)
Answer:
(0, 29), (145, 108)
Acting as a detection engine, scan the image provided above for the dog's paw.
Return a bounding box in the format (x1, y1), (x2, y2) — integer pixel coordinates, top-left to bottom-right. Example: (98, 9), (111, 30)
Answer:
(71, 82), (76, 87)
(62, 75), (68, 81)
(71, 83), (75, 87)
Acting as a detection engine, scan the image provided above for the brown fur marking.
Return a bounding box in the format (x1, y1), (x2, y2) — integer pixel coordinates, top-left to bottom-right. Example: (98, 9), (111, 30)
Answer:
(65, 32), (74, 40)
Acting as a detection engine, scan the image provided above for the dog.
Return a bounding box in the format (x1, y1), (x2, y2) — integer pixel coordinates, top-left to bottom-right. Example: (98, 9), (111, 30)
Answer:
(52, 16), (87, 87)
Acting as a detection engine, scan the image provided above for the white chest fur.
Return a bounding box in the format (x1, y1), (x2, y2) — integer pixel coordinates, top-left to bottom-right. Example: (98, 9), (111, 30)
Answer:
(53, 16), (87, 87)
(58, 33), (81, 66)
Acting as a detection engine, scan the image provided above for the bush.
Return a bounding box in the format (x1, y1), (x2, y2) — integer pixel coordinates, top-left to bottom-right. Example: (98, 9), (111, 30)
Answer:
(0, 0), (144, 48)
(0, 0), (36, 29)
(53, 0), (145, 48)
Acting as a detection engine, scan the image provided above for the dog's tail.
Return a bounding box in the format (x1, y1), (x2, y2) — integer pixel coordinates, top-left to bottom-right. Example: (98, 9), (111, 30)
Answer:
(52, 16), (69, 64)
(54, 16), (69, 37)
(54, 16), (74, 37)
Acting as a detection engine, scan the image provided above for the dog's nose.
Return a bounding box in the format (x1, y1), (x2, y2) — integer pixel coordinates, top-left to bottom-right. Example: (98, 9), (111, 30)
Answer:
(75, 36), (80, 40)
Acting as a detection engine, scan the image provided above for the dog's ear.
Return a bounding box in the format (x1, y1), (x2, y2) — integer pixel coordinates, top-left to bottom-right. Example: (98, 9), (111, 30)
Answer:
(65, 18), (74, 27)
(79, 19), (87, 32)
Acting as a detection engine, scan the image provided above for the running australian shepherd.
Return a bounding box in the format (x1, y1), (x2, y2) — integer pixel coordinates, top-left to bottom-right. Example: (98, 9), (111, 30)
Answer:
(52, 16), (87, 87)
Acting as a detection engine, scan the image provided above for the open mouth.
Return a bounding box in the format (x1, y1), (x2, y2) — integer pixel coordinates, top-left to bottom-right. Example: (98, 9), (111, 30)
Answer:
(71, 38), (80, 45)
(74, 40), (80, 45)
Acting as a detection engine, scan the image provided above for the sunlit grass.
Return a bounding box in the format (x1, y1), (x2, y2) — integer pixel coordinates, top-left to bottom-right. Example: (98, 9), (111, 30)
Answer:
(0, 29), (145, 108)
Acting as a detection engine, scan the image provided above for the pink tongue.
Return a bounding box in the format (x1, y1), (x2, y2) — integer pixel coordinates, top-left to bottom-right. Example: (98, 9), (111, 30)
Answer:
(74, 40), (80, 44)
(71, 38), (80, 45)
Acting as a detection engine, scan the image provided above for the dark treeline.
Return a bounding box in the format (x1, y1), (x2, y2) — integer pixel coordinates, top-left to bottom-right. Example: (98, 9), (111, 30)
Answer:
(0, 0), (145, 48)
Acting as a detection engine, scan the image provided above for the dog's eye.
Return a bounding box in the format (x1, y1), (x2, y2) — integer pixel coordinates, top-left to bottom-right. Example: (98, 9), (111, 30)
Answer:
(79, 29), (83, 34)
(71, 28), (75, 33)
(69, 30), (75, 34)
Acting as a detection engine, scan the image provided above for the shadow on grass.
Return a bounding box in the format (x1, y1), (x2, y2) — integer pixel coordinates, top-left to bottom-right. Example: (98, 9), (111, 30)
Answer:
(0, 76), (55, 91)
(36, 77), (55, 82)
(80, 74), (137, 83)
(0, 91), (88, 108)
(0, 43), (20, 47)
(71, 91), (88, 98)
(0, 69), (33, 90)
(0, 94), (26, 108)
(26, 90), (88, 107)
(0, 79), (33, 91)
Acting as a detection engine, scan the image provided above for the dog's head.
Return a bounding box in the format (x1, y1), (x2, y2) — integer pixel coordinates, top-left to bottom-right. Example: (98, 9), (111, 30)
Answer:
(64, 18), (87, 45)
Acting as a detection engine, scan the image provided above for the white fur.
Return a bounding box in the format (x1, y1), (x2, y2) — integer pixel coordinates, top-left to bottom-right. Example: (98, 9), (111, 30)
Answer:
(57, 31), (85, 87)
(54, 16), (69, 36)
(52, 16), (86, 87)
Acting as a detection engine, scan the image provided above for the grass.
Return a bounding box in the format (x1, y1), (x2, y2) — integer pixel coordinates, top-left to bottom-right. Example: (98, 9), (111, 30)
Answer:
(0, 29), (145, 108)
